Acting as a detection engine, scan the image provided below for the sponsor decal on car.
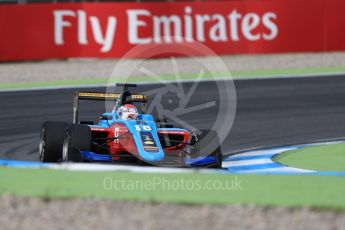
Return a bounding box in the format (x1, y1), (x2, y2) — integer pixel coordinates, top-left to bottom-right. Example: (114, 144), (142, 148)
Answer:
(140, 132), (158, 152)
(144, 140), (155, 145)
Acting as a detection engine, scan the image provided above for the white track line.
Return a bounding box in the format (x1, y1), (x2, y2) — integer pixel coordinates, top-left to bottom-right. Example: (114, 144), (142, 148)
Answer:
(225, 147), (297, 158)
(237, 167), (315, 174)
(222, 158), (273, 167)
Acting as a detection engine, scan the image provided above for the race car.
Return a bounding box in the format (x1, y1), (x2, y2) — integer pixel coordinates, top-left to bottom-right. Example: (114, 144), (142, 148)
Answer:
(38, 83), (222, 168)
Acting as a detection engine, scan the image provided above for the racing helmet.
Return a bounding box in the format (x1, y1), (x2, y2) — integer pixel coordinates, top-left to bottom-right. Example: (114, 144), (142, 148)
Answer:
(117, 104), (139, 120)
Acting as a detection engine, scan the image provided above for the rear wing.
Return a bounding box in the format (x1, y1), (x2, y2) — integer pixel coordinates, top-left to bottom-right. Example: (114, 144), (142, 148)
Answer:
(73, 91), (148, 124)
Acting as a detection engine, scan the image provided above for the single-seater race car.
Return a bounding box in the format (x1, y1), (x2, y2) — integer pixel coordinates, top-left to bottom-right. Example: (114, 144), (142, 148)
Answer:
(39, 84), (222, 168)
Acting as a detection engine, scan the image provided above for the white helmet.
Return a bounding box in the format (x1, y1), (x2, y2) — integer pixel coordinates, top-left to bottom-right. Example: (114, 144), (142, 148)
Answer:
(117, 104), (138, 120)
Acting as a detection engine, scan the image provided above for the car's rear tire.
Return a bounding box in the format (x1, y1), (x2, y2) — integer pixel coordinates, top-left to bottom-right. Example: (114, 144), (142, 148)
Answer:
(62, 124), (91, 162)
(39, 121), (68, 163)
(191, 130), (223, 168)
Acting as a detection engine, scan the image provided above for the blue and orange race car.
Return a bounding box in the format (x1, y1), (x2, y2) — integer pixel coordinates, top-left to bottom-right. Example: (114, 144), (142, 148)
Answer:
(39, 84), (222, 168)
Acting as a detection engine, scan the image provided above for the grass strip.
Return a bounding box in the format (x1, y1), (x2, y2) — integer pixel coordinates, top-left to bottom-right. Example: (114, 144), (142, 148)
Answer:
(2, 66), (345, 90)
(274, 143), (345, 172)
(1, 167), (345, 210)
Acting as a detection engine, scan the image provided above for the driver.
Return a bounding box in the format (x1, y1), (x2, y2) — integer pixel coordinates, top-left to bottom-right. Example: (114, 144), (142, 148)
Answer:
(117, 104), (139, 120)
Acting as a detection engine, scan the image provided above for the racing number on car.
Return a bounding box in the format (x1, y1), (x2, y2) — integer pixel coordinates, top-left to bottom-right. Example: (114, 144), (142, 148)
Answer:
(134, 125), (151, 131)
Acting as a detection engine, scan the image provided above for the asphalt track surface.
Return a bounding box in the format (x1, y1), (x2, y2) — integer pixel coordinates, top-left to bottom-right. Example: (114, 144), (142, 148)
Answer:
(1, 75), (345, 161)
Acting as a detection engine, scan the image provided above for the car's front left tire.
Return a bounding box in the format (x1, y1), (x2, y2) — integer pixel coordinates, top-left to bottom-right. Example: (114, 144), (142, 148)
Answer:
(39, 121), (68, 163)
(62, 124), (91, 162)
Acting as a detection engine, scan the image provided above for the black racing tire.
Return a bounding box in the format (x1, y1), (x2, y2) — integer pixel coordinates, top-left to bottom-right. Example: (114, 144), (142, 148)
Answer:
(39, 121), (68, 163)
(213, 148), (223, 169)
(191, 130), (223, 169)
(62, 124), (91, 162)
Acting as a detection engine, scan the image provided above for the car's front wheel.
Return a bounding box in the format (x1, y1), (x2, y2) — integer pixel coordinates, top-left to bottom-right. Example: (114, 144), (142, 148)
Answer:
(39, 121), (68, 163)
(189, 130), (223, 169)
(62, 124), (91, 162)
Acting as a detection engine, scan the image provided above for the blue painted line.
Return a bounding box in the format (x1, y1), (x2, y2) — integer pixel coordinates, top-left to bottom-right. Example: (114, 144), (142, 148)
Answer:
(224, 154), (274, 162)
(232, 171), (345, 176)
(228, 162), (284, 171)
(0, 159), (44, 167)
(228, 170), (307, 175)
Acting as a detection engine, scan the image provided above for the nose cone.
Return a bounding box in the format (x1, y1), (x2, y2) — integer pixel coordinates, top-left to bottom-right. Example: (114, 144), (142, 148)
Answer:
(139, 150), (164, 162)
